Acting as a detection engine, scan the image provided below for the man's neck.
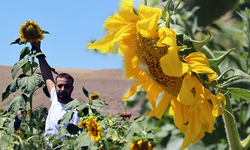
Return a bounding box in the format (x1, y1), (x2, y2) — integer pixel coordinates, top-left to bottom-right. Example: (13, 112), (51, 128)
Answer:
(58, 98), (73, 104)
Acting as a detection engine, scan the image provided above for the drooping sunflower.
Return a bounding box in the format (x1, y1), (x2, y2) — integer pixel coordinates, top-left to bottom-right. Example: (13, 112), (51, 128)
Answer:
(78, 119), (87, 130)
(86, 116), (103, 142)
(19, 20), (44, 43)
(130, 140), (153, 150)
(90, 93), (100, 101)
(87, 0), (226, 149)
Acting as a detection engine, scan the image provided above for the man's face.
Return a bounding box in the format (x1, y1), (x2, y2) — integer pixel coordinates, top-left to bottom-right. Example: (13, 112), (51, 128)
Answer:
(55, 77), (74, 101)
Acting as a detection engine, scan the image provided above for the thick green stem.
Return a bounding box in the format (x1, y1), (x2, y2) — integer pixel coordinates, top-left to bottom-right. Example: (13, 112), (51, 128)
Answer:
(29, 52), (35, 134)
(222, 94), (243, 150)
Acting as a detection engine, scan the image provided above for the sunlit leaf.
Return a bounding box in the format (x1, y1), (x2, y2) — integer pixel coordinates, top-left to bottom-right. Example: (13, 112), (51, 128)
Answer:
(11, 57), (29, 79)
(58, 111), (73, 127)
(17, 73), (43, 97)
(75, 132), (93, 148)
(0, 135), (13, 150)
(62, 99), (80, 110)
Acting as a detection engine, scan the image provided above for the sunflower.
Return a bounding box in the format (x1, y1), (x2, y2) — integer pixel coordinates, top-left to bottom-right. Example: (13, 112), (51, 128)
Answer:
(78, 119), (87, 130)
(19, 20), (44, 43)
(87, 0), (226, 149)
(16, 130), (24, 136)
(90, 93), (100, 101)
(86, 116), (103, 142)
(27, 110), (30, 118)
(130, 140), (153, 150)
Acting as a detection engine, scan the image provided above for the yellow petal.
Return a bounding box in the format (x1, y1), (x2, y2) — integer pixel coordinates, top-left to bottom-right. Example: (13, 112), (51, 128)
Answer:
(185, 52), (215, 74)
(177, 73), (195, 105)
(137, 6), (161, 38)
(119, 0), (139, 23)
(160, 47), (190, 77)
(157, 28), (178, 50)
(87, 32), (116, 53)
(146, 92), (170, 119)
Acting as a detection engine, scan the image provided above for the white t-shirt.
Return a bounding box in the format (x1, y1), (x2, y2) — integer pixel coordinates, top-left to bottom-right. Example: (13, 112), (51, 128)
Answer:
(45, 87), (80, 140)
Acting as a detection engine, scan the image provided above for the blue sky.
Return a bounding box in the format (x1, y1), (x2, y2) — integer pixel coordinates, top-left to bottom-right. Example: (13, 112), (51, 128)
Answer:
(0, 0), (139, 70)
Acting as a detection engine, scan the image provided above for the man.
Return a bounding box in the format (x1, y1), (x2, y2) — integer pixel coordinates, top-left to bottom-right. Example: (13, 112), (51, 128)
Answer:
(32, 41), (80, 141)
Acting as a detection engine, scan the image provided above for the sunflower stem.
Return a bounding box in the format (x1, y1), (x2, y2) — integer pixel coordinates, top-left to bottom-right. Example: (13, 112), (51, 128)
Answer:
(222, 94), (243, 150)
(28, 47), (35, 134)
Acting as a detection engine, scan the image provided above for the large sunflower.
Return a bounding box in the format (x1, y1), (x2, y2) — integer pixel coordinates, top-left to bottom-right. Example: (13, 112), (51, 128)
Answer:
(19, 20), (44, 43)
(87, 0), (226, 149)
(86, 116), (103, 142)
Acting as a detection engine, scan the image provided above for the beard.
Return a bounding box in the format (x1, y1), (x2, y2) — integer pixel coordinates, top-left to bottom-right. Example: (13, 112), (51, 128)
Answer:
(57, 91), (71, 100)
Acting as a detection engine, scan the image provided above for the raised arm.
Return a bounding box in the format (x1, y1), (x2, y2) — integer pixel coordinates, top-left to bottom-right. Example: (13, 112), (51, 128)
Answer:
(32, 41), (55, 94)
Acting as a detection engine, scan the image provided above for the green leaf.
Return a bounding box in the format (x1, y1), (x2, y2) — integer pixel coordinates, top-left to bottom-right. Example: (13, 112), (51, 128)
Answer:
(7, 94), (27, 118)
(62, 99), (80, 110)
(75, 102), (87, 111)
(0, 116), (4, 127)
(19, 47), (30, 60)
(191, 32), (211, 52)
(66, 124), (79, 135)
(41, 30), (50, 34)
(0, 135), (13, 150)
(2, 78), (19, 101)
(223, 79), (250, 101)
(75, 132), (93, 148)
(209, 48), (236, 68)
(82, 86), (89, 98)
(21, 62), (31, 75)
(11, 57), (29, 79)
(10, 38), (25, 45)
(18, 73), (43, 97)
(58, 111), (73, 127)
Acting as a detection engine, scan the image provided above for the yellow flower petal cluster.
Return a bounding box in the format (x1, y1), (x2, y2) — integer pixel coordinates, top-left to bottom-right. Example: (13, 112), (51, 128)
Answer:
(87, 0), (226, 149)
(78, 119), (87, 130)
(86, 116), (103, 142)
(130, 140), (153, 150)
(27, 110), (30, 118)
(90, 93), (100, 101)
(19, 20), (44, 43)
(16, 130), (24, 136)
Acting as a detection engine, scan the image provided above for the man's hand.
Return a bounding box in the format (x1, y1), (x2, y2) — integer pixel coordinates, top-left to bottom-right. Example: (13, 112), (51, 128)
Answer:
(32, 41), (41, 52)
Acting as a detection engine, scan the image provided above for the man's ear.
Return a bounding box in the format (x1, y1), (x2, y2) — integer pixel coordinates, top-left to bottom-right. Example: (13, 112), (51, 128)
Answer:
(71, 86), (74, 92)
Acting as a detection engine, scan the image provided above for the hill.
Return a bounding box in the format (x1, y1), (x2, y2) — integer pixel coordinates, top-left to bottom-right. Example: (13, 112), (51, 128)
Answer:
(0, 65), (142, 118)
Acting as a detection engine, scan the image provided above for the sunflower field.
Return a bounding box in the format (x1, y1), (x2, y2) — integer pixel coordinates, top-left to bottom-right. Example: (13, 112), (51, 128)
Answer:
(1, 0), (250, 149)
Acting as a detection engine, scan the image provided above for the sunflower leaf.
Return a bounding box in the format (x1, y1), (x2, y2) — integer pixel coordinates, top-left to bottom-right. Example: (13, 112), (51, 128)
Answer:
(17, 73), (43, 97)
(11, 57), (29, 79)
(6, 94), (27, 118)
(222, 79), (250, 101)
(2, 78), (19, 101)
(10, 38), (25, 45)
(82, 86), (89, 98)
(191, 31), (211, 52)
(58, 111), (74, 127)
(41, 30), (50, 34)
(66, 124), (79, 135)
(19, 47), (30, 60)
(62, 99), (80, 110)
(208, 48), (236, 68)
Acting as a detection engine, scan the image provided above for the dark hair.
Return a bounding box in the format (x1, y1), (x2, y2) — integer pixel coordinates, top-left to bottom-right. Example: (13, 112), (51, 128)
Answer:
(55, 73), (74, 85)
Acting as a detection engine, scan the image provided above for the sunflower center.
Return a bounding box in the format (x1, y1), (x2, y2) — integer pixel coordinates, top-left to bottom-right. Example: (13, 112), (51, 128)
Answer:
(135, 33), (185, 97)
(92, 125), (98, 136)
(23, 24), (40, 39)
